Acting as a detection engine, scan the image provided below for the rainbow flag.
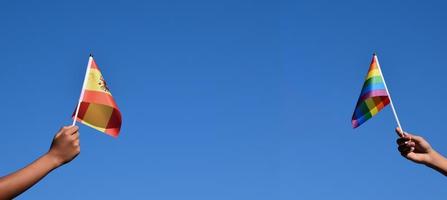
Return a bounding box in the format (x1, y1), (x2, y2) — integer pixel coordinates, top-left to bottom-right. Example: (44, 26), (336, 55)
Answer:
(73, 56), (122, 137)
(351, 54), (390, 128)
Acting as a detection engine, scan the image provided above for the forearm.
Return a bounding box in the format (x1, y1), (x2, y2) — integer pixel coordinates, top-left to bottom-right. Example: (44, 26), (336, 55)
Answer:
(425, 150), (447, 176)
(0, 153), (60, 200)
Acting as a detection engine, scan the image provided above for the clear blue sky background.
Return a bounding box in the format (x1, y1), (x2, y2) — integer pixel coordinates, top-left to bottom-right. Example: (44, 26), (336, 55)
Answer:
(0, 0), (446, 199)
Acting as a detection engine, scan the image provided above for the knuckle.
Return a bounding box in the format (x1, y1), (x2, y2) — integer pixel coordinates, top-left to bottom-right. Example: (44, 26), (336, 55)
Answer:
(58, 127), (65, 133)
(72, 126), (79, 132)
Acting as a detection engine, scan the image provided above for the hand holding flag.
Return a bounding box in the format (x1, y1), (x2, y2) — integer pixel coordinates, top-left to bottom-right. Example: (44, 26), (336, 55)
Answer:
(395, 128), (447, 176)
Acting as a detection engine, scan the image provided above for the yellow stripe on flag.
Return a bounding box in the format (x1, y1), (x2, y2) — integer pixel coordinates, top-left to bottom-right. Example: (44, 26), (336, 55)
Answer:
(370, 107), (379, 116)
(85, 68), (112, 95)
(366, 69), (380, 79)
(82, 103), (114, 129)
(80, 121), (106, 133)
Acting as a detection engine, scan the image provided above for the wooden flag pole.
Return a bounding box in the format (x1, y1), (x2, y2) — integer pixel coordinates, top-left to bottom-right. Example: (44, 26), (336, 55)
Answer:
(374, 53), (404, 134)
(72, 55), (93, 126)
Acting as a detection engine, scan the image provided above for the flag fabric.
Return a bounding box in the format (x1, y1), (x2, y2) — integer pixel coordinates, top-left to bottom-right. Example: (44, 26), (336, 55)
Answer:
(73, 56), (122, 137)
(351, 54), (390, 128)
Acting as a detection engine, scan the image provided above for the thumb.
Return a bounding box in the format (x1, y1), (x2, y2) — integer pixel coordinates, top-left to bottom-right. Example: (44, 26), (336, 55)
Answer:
(397, 130), (424, 144)
(405, 133), (425, 144)
(395, 127), (405, 138)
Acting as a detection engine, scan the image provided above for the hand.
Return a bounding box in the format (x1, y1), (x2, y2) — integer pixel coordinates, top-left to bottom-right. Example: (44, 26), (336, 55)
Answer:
(0, 126), (81, 199)
(46, 126), (80, 167)
(396, 127), (434, 164)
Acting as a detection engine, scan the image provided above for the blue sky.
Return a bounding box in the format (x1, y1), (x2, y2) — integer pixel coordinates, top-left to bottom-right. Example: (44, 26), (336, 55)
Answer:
(0, 0), (446, 199)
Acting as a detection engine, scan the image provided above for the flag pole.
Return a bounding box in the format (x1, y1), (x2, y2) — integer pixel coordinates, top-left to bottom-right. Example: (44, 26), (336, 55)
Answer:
(72, 55), (93, 126)
(374, 53), (404, 134)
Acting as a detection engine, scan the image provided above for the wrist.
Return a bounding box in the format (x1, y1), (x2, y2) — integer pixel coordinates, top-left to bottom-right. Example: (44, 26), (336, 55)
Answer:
(424, 150), (443, 167)
(43, 152), (63, 169)
(423, 150), (447, 176)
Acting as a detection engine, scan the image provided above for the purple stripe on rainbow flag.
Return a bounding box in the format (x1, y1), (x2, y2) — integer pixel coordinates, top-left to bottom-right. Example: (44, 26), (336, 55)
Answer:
(359, 89), (388, 101)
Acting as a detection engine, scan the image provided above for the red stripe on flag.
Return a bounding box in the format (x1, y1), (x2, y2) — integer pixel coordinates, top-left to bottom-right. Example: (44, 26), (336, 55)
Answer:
(77, 102), (89, 119)
(105, 128), (120, 137)
(82, 90), (118, 109)
(90, 59), (99, 69)
(105, 108), (122, 137)
(72, 102), (90, 120)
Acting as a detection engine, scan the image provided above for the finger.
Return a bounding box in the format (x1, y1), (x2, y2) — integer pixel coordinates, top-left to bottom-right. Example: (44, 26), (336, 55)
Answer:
(401, 132), (426, 145)
(398, 140), (416, 147)
(398, 141), (415, 148)
(396, 128), (419, 140)
(400, 149), (412, 157)
(67, 126), (79, 134)
(396, 137), (410, 145)
(409, 135), (425, 143)
(401, 151), (411, 157)
(57, 126), (68, 135)
(403, 132), (414, 139)
(71, 131), (80, 139)
(74, 139), (80, 147)
(406, 141), (416, 147)
(55, 130), (63, 138)
(395, 127), (404, 137)
(398, 145), (413, 153)
(70, 129), (80, 135)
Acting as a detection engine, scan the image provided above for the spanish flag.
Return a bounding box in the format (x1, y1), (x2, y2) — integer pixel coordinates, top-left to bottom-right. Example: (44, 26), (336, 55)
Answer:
(72, 55), (122, 137)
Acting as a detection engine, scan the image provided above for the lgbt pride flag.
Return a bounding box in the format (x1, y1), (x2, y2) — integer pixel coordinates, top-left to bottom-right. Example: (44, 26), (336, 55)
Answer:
(72, 55), (122, 137)
(351, 54), (391, 128)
